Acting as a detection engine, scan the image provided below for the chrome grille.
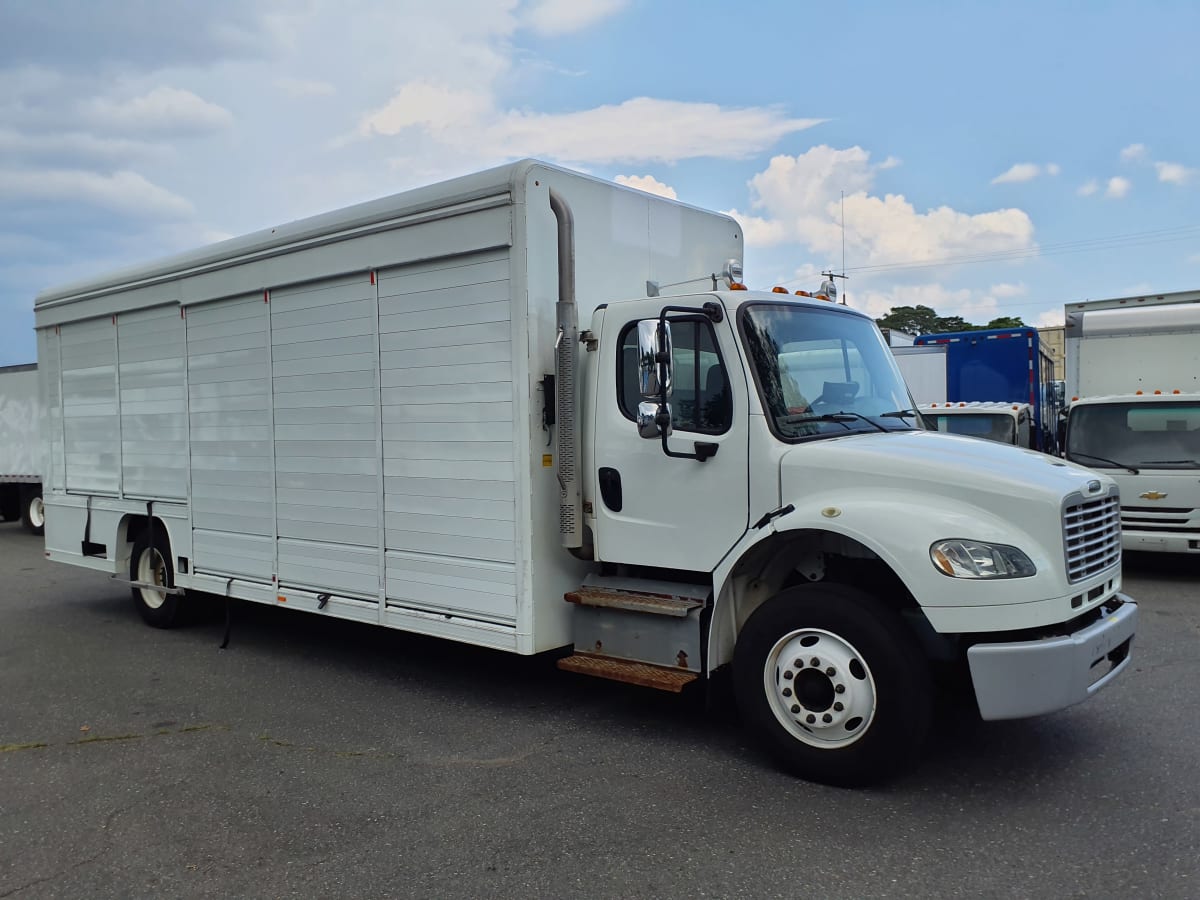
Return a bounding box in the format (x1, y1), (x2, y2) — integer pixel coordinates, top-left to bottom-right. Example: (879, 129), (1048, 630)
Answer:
(1063, 495), (1122, 582)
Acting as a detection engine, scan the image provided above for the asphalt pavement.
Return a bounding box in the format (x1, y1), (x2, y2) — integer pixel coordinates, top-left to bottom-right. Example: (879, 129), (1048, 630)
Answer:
(1, 523), (1198, 899)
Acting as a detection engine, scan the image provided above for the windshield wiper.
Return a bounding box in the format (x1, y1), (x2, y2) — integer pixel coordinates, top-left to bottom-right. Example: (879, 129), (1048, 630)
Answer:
(1140, 459), (1200, 467)
(879, 408), (918, 418)
(780, 412), (889, 433)
(1067, 451), (1140, 475)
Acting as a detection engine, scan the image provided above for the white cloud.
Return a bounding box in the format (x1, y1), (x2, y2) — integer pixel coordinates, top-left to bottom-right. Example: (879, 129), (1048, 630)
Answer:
(359, 82), (492, 137)
(1155, 161), (1195, 185)
(1036, 309), (1064, 328)
(614, 174), (677, 199)
(0, 169), (194, 219)
(730, 147), (1035, 273)
(990, 282), (1028, 298)
(992, 162), (1060, 184)
(359, 88), (823, 164)
(522, 0), (630, 35)
(84, 86), (233, 136)
(275, 77), (336, 98)
(850, 280), (1039, 327)
(992, 163), (1040, 184)
(1105, 176), (1131, 198)
(1077, 179), (1098, 196)
(852, 282), (996, 324)
(0, 128), (162, 165)
(1120, 143), (1148, 162)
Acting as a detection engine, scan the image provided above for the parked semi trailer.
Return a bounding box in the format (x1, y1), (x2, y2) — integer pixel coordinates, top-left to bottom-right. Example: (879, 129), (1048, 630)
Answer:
(0, 363), (44, 534)
(35, 160), (1136, 784)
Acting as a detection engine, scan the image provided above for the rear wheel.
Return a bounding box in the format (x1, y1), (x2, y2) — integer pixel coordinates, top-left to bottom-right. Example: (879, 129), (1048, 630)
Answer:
(21, 487), (44, 535)
(130, 531), (182, 628)
(733, 584), (932, 786)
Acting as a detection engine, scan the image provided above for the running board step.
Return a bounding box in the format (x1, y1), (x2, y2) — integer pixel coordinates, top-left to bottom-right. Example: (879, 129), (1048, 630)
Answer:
(564, 586), (702, 617)
(556, 653), (699, 692)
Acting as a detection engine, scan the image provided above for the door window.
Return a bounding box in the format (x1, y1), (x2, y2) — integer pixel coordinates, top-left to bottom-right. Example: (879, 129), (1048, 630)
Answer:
(618, 318), (731, 434)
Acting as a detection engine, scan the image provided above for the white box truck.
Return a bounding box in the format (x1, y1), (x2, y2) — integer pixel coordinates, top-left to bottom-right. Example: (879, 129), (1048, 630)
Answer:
(891, 344), (947, 405)
(1064, 290), (1200, 554)
(920, 401), (1037, 449)
(35, 160), (1137, 785)
(0, 363), (45, 534)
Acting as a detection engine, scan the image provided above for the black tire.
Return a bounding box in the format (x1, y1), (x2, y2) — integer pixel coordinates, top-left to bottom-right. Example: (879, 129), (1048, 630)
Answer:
(733, 584), (932, 787)
(21, 486), (44, 536)
(130, 529), (183, 628)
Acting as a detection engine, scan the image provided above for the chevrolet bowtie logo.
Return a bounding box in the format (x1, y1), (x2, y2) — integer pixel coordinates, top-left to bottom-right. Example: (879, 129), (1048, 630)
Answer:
(1139, 491), (1168, 501)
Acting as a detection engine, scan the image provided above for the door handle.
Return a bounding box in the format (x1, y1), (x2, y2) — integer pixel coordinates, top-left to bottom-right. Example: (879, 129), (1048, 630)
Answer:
(598, 467), (622, 512)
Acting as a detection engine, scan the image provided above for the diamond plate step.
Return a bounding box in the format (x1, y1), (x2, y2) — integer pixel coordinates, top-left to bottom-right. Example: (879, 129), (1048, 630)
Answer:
(564, 585), (703, 617)
(556, 653), (699, 693)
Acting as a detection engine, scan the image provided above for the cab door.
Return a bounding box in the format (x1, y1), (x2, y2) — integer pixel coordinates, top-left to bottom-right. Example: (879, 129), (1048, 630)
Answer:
(591, 298), (750, 570)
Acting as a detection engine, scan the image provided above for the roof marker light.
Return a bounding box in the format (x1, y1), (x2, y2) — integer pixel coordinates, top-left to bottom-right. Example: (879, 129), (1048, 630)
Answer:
(772, 286), (789, 293)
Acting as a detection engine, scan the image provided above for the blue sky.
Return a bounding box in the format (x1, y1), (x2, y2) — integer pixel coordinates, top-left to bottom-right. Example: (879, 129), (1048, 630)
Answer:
(2, 0), (1197, 365)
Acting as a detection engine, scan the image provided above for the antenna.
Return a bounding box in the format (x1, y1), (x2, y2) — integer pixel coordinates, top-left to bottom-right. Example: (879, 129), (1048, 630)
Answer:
(823, 191), (849, 304)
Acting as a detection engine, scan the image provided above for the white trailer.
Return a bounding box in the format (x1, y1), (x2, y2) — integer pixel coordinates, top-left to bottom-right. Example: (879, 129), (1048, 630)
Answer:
(892, 344), (947, 405)
(35, 160), (1137, 785)
(920, 401), (1036, 449)
(0, 363), (44, 534)
(1064, 290), (1200, 554)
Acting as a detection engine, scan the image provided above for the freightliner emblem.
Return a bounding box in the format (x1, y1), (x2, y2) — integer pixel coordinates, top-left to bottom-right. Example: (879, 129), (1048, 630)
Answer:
(1139, 491), (1168, 501)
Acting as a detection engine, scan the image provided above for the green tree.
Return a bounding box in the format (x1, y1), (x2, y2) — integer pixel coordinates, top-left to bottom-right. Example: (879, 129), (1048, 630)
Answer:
(875, 305), (940, 335)
(932, 315), (973, 332)
(985, 315), (1026, 329)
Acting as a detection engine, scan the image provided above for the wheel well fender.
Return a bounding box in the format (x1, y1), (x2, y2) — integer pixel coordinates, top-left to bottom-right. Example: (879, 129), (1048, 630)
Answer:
(117, 514), (175, 569)
(707, 526), (925, 673)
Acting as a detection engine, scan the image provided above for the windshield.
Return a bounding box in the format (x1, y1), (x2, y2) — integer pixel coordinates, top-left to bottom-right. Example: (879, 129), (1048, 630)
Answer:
(926, 412), (1016, 445)
(740, 302), (918, 440)
(1066, 401), (1200, 469)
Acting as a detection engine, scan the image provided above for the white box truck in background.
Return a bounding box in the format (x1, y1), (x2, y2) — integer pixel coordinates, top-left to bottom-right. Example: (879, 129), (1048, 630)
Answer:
(921, 401), (1037, 449)
(1064, 289), (1200, 554)
(0, 363), (45, 534)
(35, 160), (1136, 785)
(891, 344), (947, 405)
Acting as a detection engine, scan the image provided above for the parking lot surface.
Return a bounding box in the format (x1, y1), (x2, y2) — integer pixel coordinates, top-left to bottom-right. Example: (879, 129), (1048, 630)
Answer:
(1, 524), (1198, 899)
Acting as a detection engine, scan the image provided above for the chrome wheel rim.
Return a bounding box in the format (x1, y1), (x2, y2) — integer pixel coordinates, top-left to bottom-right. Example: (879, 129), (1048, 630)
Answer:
(763, 628), (877, 750)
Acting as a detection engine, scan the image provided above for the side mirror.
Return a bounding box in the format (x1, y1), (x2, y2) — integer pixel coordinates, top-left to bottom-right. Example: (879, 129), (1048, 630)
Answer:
(636, 319), (672, 439)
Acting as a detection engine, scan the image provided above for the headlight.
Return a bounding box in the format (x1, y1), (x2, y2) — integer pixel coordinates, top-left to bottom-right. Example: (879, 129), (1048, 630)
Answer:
(930, 539), (1036, 579)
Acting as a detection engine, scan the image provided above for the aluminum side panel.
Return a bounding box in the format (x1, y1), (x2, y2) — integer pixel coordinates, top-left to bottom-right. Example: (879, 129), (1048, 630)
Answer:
(119, 306), (187, 500)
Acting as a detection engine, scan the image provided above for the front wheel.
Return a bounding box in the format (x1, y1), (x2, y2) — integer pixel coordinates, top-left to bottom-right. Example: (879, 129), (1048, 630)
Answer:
(733, 584), (932, 786)
(130, 531), (183, 628)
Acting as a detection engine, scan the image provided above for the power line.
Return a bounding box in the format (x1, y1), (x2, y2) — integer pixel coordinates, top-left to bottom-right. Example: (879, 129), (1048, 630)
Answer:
(784, 223), (1200, 283)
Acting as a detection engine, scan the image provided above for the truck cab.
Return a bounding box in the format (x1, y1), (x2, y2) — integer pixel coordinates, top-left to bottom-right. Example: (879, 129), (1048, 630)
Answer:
(920, 401), (1035, 448)
(560, 288), (1136, 784)
(1064, 394), (1200, 553)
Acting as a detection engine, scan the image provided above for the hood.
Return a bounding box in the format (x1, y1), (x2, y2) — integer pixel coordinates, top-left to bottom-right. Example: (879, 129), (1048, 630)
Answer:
(776, 430), (1114, 597)
(781, 430), (1106, 499)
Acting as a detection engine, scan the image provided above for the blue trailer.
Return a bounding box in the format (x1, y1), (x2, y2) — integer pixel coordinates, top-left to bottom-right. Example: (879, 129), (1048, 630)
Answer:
(913, 327), (1059, 454)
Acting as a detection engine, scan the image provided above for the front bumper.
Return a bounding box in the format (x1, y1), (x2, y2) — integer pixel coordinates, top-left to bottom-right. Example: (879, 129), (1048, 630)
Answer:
(1122, 531), (1200, 554)
(967, 595), (1138, 720)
